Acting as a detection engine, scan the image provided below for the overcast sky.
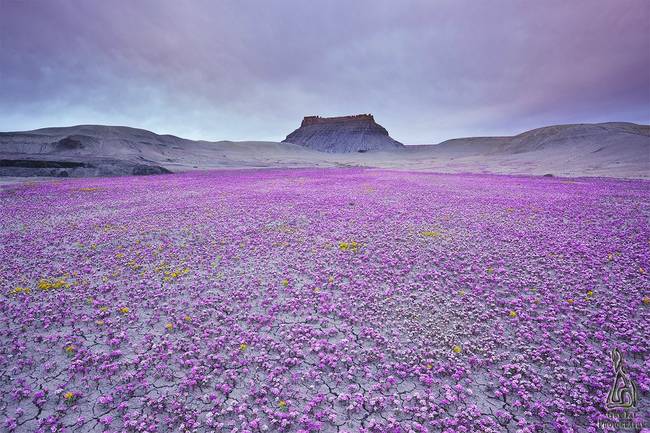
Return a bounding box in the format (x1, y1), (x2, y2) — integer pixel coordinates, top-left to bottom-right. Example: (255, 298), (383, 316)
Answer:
(1, 0), (648, 144)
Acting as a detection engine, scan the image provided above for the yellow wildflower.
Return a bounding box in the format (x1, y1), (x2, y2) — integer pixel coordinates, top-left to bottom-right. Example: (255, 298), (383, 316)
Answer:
(119, 307), (130, 314)
(586, 290), (593, 297)
(165, 322), (174, 331)
(643, 296), (650, 305)
(567, 299), (575, 305)
(9, 287), (31, 295)
(452, 345), (462, 354)
(239, 343), (248, 351)
(184, 315), (192, 322)
(282, 279), (289, 287)
(63, 391), (75, 401)
(278, 400), (287, 408)
(64, 345), (75, 354)
(95, 320), (105, 326)
(338, 241), (359, 252)
(509, 310), (517, 318)
(486, 267), (494, 274)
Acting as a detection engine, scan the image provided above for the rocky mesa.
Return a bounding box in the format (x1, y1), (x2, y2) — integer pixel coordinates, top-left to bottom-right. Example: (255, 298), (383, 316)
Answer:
(282, 114), (404, 153)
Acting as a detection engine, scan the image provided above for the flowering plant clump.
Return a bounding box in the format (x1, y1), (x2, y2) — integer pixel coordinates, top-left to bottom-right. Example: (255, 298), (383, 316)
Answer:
(0, 168), (648, 432)
(62, 391), (76, 404)
(8, 287), (31, 296)
(338, 241), (360, 252)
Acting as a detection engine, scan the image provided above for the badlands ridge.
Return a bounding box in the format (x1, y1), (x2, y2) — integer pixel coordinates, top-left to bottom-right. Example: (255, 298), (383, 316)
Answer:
(0, 116), (648, 179)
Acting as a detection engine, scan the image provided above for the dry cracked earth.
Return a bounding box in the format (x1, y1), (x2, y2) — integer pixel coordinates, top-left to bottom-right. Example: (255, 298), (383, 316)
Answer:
(1, 168), (648, 432)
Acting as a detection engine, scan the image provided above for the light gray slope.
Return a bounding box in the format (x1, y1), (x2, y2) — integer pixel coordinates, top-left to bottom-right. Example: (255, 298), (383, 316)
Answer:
(0, 125), (354, 177)
(387, 122), (650, 178)
(0, 125), (183, 177)
(0, 125), (191, 160)
(0, 122), (648, 179)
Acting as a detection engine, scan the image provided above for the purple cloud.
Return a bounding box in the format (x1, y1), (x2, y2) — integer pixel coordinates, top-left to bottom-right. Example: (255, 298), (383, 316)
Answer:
(1, 0), (648, 143)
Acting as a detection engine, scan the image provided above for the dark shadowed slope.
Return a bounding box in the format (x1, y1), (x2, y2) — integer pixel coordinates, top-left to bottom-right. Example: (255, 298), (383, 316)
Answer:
(282, 114), (403, 153)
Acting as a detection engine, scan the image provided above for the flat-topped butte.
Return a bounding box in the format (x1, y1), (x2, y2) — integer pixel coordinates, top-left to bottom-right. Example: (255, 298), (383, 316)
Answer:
(284, 113), (404, 153)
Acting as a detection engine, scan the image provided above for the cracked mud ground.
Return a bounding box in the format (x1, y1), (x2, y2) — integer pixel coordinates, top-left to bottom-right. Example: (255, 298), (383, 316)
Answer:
(1, 168), (648, 432)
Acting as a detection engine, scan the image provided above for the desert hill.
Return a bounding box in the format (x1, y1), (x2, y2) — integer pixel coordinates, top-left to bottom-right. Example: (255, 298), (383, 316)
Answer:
(0, 122), (647, 179)
(283, 114), (403, 153)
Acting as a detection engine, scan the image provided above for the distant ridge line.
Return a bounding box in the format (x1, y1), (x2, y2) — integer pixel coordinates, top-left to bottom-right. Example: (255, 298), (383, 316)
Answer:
(301, 114), (375, 127)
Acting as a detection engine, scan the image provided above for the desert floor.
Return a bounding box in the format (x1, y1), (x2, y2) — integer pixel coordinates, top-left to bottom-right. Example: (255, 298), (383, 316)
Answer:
(1, 168), (648, 432)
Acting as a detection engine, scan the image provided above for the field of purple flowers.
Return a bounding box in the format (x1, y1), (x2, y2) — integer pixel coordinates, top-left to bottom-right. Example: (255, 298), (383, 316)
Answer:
(1, 168), (648, 433)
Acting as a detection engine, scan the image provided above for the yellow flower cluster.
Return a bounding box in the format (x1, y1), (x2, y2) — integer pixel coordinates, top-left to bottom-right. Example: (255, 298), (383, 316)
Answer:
(509, 310), (517, 318)
(165, 322), (174, 331)
(9, 287), (31, 295)
(452, 345), (462, 354)
(239, 343), (248, 351)
(38, 277), (70, 291)
(420, 231), (442, 238)
(338, 241), (360, 252)
(119, 307), (130, 314)
(126, 259), (143, 271)
(163, 267), (190, 282)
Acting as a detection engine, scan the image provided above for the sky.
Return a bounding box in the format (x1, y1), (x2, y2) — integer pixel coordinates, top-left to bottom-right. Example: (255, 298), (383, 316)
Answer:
(1, 0), (649, 144)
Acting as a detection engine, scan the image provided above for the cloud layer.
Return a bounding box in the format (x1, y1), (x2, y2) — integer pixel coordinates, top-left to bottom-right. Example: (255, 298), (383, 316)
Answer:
(1, 0), (648, 143)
